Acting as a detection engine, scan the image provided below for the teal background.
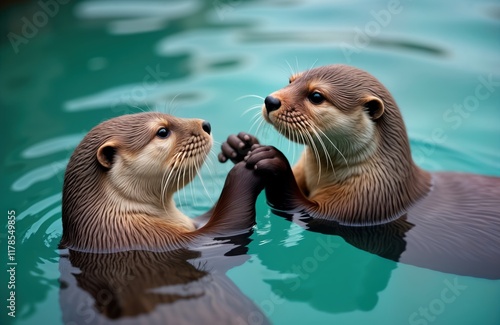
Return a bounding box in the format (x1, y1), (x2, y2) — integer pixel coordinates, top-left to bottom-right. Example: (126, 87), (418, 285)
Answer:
(1, 0), (499, 324)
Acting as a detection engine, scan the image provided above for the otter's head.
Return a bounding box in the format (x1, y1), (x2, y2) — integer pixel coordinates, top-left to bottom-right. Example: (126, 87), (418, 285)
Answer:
(262, 65), (404, 165)
(95, 113), (212, 200)
(61, 113), (212, 250)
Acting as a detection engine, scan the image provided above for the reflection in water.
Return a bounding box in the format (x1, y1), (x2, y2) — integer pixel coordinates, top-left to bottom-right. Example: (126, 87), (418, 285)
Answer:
(271, 199), (500, 280)
(2, 0), (500, 324)
(256, 218), (398, 314)
(59, 237), (269, 325)
(255, 179), (500, 315)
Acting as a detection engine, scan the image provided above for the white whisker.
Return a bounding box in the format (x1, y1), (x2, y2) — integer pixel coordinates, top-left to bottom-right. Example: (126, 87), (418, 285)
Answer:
(236, 94), (265, 101)
(312, 122), (349, 168)
(182, 161), (190, 208)
(306, 121), (335, 181)
(196, 167), (214, 205)
(189, 163), (197, 207)
(182, 153), (191, 207)
(160, 167), (170, 211)
(161, 158), (180, 216)
(285, 124), (293, 154)
(212, 139), (222, 147)
(130, 105), (148, 113)
(168, 93), (182, 115)
(242, 105), (263, 116)
(249, 111), (264, 132)
(308, 59), (319, 72)
(301, 61), (317, 83)
(298, 121), (322, 184)
(285, 59), (295, 76)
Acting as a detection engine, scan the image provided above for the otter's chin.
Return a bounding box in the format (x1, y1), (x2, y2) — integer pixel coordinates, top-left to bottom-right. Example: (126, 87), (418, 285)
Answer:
(271, 118), (311, 146)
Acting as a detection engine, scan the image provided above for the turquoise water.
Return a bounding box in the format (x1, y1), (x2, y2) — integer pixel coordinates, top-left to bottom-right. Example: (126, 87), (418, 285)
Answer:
(1, 0), (500, 324)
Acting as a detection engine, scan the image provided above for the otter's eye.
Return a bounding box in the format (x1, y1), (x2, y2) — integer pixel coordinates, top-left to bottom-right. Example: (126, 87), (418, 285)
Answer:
(308, 92), (324, 104)
(156, 127), (170, 138)
(288, 78), (292, 84)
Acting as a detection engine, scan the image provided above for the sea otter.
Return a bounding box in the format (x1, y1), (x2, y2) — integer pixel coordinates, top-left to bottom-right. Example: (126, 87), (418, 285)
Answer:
(219, 65), (500, 279)
(60, 112), (269, 324)
(61, 112), (265, 252)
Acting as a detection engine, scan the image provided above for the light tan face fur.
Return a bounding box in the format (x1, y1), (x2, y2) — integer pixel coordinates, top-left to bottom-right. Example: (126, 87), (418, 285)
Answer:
(262, 66), (385, 164)
(62, 113), (215, 250)
(97, 115), (213, 205)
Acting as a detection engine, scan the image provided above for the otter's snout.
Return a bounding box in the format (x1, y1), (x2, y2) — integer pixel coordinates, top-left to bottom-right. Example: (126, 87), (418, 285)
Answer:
(202, 121), (211, 135)
(264, 96), (281, 114)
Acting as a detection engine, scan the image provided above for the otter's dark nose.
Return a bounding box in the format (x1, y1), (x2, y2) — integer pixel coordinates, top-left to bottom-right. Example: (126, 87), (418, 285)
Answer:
(202, 121), (211, 135)
(264, 95), (281, 113)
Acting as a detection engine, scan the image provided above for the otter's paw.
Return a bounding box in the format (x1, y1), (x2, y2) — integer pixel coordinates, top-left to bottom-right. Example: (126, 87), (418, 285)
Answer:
(226, 161), (267, 191)
(218, 132), (260, 164)
(245, 145), (290, 176)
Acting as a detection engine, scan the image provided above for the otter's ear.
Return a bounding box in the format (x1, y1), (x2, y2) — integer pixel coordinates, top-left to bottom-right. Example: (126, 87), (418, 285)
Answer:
(97, 142), (117, 169)
(362, 96), (384, 120)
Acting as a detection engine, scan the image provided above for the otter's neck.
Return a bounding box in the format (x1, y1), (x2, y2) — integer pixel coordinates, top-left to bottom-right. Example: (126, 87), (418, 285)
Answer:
(105, 182), (196, 228)
(303, 105), (432, 226)
(61, 167), (195, 252)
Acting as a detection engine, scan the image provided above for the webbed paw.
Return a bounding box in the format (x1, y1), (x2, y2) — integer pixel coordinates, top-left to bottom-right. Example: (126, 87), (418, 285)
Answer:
(218, 132), (260, 164)
(245, 145), (290, 176)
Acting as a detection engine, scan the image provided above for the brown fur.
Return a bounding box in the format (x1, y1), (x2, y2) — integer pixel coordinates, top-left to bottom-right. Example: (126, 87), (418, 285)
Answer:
(61, 112), (264, 252)
(262, 65), (431, 225)
(59, 244), (269, 324)
(220, 64), (500, 278)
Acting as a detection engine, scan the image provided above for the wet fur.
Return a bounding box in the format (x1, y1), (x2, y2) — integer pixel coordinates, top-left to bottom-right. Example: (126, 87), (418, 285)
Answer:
(61, 112), (265, 252)
(60, 112), (269, 323)
(59, 240), (269, 325)
(223, 65), (500, 278)
(262, 65), (432, 225)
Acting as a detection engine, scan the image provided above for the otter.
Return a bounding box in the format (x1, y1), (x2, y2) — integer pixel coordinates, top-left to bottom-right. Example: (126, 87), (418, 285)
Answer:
(59, 112), (270, 324)
(59, 242), (269, 325)
(219, 65), (500, 279)
(61, 112), (265, 252)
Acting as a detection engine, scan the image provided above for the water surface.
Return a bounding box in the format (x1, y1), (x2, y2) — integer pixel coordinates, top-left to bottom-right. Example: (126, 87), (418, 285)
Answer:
(1, 0), (499, 324)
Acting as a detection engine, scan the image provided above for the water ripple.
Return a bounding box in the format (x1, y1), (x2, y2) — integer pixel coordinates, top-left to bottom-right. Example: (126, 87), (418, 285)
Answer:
(24, 206), (61, 244)
(21, 134), (84, 159)
(74, 0), (199, 19)
(17, 193), (62, 221)
(239, 31), (447, 57)
(11, 159), (68, 192)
